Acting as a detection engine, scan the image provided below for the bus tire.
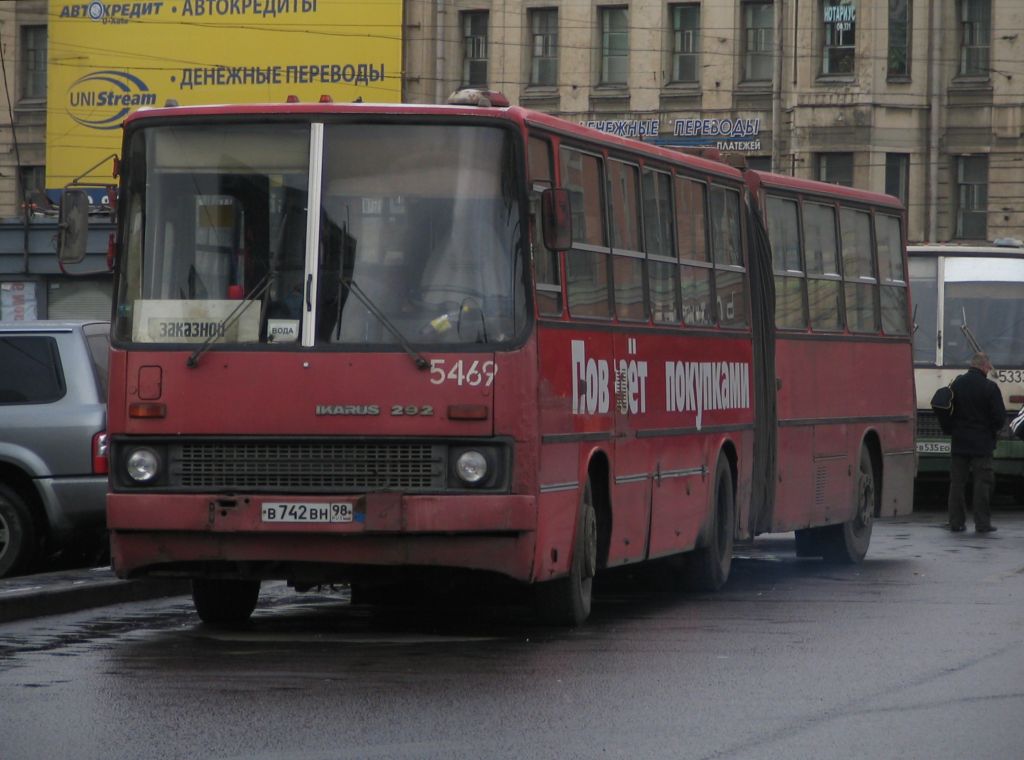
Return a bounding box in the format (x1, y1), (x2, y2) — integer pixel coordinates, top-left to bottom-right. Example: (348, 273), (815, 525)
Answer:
(821, 446), (875, 564)
(534, 480), (597, 626)
(684, 454), (735, 591)
(191, 578), (261, 625)
(0, 484), (36, 578)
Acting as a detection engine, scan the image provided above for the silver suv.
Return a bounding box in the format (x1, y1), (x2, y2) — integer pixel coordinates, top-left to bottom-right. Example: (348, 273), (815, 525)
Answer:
(0, 321), (109, 576)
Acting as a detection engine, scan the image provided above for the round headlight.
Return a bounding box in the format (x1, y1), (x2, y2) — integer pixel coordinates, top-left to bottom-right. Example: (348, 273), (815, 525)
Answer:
(126, 448), (159, 482)
(455, 450), (488, 484)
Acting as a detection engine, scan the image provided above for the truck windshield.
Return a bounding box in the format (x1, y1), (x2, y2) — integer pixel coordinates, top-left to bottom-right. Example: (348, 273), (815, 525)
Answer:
(113, 121), (527, 348)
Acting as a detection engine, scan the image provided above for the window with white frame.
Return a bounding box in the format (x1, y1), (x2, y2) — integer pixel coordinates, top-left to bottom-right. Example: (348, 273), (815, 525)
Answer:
(822, 0), (856, 75)
(955, 155), (988, 240)
(670, 4), (700, 83)
(462, 11), (489, 86)
(742, 2), (774, 82)
(528, 9), (559, 86)
(599, 6), (629, 85)
(20, 26), (47, 101)
(958, 0), (990, 76)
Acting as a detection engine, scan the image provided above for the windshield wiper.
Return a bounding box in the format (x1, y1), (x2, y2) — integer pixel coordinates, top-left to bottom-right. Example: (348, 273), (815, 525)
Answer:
(186, 273), (275, 369)
(960, 306), (987, 359)
(339, 277), (429, 370)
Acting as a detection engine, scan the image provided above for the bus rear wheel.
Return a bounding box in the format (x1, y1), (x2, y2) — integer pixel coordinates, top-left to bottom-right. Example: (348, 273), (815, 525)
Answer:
(683, 454), (735, 591)
(798, 446), (875, 563)
(534, 480), (597, 626)
(191, 578), (261, 625)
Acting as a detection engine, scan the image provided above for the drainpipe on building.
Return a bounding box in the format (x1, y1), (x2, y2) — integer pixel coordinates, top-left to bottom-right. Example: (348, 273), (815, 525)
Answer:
(772, 0), (785, 172)
(434, 0), (446, 103)
(927, 1), (941, 241)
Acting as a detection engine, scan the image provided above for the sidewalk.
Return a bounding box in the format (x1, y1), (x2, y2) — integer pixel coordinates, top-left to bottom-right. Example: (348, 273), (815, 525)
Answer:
(0, 566), (189, 624)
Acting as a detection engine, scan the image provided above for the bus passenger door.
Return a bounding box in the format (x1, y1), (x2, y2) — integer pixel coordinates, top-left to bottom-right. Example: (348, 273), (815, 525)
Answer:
(612, 332), (654, 565)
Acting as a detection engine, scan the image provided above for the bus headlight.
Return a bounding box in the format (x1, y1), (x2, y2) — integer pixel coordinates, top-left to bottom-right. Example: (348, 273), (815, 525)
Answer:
(454, 450), (488, 484)
(126, 448), (160, 483)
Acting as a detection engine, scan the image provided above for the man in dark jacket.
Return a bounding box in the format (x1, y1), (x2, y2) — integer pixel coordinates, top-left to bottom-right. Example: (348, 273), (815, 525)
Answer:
(946, 352), (1005, 533)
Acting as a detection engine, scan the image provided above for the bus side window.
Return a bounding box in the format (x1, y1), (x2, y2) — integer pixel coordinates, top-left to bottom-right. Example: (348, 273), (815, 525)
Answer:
(710, 185), (748, 327)
(528, 136), (562, 316)
(766, 195), (807, 329)
(876, 213), (909, 335)
(608, 159), (647, 322)
(803, 202), (843, 331)
(560, 147), (612, 319)
(642, 168), (679, 324)
(840, 206), (879, 333)
(676, 176), (713, 326)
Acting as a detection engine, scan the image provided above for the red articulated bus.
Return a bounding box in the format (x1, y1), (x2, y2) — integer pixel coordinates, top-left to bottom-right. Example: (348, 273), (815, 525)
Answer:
(58, 91), (915, 626)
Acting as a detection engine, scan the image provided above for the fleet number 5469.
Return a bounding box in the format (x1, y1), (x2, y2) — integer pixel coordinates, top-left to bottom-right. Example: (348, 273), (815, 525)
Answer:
(429, 359), (497, 387)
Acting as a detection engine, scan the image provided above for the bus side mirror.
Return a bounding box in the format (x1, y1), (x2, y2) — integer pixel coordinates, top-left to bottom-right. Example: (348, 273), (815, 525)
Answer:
(57, 189), (91, 266)
(541, 187), (572, 252)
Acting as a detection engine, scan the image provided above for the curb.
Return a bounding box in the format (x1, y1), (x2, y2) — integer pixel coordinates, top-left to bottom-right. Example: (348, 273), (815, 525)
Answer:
(0, 571), (190, 624)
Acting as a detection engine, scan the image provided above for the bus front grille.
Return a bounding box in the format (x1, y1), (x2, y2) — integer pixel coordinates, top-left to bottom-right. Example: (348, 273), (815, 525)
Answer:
(917, 410), (1018, 441)
(171, 441), (445, 490)
(916, 411), (948, 440)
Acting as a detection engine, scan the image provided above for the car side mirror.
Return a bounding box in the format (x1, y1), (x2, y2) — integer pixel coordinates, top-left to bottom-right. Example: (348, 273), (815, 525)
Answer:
(541, 187), (572, 252)
(58, 189), (91, 266)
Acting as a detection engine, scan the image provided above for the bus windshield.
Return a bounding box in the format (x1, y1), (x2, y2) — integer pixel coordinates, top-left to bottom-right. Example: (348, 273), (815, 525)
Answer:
(114, 121), (527, 348)
(913, 256), (1024, 367)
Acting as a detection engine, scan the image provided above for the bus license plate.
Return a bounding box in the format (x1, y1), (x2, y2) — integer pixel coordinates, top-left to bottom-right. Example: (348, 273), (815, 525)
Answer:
(916, 441), (951, 454)
(261, 502), (354, 523)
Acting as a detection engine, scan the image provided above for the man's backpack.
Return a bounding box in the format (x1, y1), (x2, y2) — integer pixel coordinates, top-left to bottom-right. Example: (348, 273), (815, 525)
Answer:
(930, 383), (955, 435)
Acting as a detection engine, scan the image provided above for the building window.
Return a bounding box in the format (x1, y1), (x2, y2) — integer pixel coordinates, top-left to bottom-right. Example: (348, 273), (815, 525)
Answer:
(887, 0), (909, 77)
(958, 0), (990, 76)
(955, 155), (988, 240)
(20, 26), (47, 101)
(885, 153), (909, 208)
(599, 7), (629, 85)
(528, 9), (558, 86)
(461, 11), (489, 86)
(669, 4), (700, 83)
(746, 156), (773, 172)
(743, 2), (774, 82)
(822, 0), (856, 75)
(817, 153), (854, 187)
(18, 166), (47, 209)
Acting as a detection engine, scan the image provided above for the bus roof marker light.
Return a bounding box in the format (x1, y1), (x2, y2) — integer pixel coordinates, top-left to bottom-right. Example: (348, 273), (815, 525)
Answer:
(286, 95), (300, 103)
(319, 95), (333, 103)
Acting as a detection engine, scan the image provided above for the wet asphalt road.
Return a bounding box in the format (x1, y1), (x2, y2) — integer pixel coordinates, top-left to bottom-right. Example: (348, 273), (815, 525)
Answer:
(1, 510), (1022, 760)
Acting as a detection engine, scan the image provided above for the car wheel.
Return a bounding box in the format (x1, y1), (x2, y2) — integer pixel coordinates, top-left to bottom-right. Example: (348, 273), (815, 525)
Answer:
(0, 484), (36, 578)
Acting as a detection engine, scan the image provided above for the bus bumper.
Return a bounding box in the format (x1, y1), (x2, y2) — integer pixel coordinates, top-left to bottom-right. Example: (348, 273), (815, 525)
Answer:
(107, 492), (538, 582)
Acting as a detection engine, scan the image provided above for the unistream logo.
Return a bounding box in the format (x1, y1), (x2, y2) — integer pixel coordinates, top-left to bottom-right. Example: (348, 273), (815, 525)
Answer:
(66, 70), (158, 129)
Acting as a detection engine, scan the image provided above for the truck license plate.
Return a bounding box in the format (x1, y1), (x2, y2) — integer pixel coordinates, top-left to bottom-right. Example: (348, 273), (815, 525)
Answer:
(261, 502), (354, 523)
(916, 441), (951, 454)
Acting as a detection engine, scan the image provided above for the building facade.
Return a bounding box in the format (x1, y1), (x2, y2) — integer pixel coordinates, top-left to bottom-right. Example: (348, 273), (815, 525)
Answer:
(1, 0), (1022, 318)
(404, 0), (1024, 245)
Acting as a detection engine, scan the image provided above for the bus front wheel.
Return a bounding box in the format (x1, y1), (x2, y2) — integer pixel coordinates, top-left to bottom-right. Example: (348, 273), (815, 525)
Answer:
(534, 480), (597, 626)
(191, 578), (261, 625)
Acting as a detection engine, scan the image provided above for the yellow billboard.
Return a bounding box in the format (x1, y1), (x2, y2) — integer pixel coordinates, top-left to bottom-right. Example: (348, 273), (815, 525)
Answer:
(46, 0), (403, 193)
